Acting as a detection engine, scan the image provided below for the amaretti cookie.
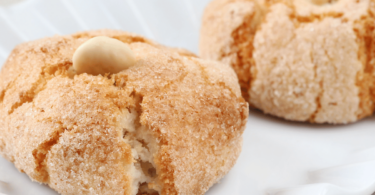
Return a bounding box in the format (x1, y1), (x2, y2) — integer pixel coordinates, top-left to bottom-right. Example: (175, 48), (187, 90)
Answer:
(200, 0), (375, 124)
(0, 30), (248, 195)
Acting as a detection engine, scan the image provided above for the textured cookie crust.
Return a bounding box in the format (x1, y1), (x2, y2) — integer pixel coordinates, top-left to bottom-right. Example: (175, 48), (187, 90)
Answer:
(0, 30), (248, 195)
(200, 0), (375, 124)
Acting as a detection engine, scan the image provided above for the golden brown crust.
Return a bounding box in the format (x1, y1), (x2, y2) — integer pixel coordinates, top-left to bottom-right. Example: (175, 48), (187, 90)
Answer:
(200, 0), (257, 100)
(200, 0), (375, 124)
(0, 30), (248, 195)
(353, 4), (375, 120)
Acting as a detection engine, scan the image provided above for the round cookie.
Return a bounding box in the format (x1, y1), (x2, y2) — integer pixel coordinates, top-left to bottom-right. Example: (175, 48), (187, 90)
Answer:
(0, 30), (248, 195)
(200, 0), (375, 124)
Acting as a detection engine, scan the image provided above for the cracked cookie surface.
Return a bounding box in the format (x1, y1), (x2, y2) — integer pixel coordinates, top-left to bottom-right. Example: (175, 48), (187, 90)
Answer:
(0, 30), (248, 195)
(200, 0), (375, 124)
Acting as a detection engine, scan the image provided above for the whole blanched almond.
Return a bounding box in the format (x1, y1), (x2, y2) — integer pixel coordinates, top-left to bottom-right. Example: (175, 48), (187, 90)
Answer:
(73, 36), (136, 75)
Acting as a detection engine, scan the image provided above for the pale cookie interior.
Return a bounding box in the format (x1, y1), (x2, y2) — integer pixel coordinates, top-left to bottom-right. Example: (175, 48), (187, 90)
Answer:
(120, 108), (160, 195)
(73, 37), (159, 194)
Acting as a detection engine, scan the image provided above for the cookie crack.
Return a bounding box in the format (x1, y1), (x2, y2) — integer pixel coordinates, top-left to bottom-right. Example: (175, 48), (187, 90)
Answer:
(290, 12), (344, 25)
(309, 81), (323, 122)
(113, 57), (189, 97)
(112, 62), (188, 195)
(30, 78), (77, 184)
(194, 58), (240, 100)
(353, 8), (375, 119)
(195, 59), (248, 136)
(0, 80), (16, 104)
(0, 90), (5, 103)
(32, 122), (69, 183)
(288, 1), (344, 25)
(221, 12), (260, 101)
(309, 41), (335, 122)
(8, 61), (72, 115)
(134, 66), (188, 195)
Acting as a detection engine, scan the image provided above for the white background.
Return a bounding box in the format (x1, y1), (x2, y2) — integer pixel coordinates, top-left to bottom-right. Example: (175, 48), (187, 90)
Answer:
(1, 1), (375, 195)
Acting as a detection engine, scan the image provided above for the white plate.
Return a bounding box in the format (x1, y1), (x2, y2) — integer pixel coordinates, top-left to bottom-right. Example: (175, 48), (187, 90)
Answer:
(1, 1), (375, 195)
